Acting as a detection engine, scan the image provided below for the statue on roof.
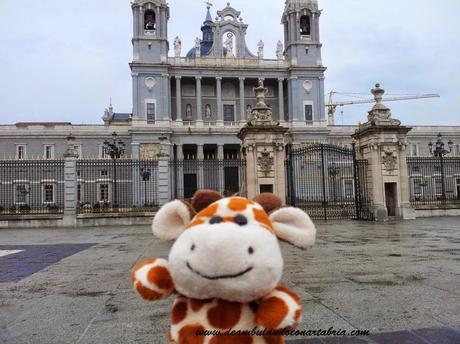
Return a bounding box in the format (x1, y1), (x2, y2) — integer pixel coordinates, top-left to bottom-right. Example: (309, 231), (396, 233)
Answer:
(225, 33), (234, 58)
(174, 36), (182, 57)
(276, 40), (284, 60)
(257, 40), (264, 59)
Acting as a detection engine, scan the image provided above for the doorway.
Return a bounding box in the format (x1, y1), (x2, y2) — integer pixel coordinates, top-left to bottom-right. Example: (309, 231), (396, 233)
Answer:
(183, 174), (197, 199)
(456, 179), (460, 200)
(385, 183), (397, 217)
(224, 167), (239, 197)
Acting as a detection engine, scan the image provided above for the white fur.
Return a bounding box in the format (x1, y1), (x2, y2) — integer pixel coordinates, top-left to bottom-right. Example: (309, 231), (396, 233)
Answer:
(152, 200), (191, 241)
(269, 207), (316, 249)
(169, 222), (284, 303)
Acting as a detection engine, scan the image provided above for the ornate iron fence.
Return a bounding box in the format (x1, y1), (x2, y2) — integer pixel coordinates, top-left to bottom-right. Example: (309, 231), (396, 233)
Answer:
(170, 159), (247, 200)
(407, 157), (460, 207)
(76, 159), (159, 214)
(286, 144), (373, 221)
(0, 160), (65, 216)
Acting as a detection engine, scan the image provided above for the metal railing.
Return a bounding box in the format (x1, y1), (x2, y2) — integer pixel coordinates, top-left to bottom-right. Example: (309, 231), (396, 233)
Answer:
(170, 159), (247, 200)
(76, 159), (159, 214)
(407, 157), (460, 207)
(0, 159), (65, 216)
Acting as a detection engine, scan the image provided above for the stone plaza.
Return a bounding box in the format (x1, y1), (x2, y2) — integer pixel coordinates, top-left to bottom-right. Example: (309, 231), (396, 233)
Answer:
(0, 217), (459, 343)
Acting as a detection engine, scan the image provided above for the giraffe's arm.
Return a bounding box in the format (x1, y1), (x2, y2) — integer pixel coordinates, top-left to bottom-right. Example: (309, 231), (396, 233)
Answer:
(131, 258), (175, 301)
(255, 285), (302, 330)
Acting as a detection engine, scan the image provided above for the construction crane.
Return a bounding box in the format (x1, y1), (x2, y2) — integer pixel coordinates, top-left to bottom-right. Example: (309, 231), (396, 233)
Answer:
(326, 86), (440, 125)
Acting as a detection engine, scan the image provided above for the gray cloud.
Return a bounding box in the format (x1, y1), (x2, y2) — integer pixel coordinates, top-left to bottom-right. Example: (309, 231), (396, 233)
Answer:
(0, 0), (458, 125)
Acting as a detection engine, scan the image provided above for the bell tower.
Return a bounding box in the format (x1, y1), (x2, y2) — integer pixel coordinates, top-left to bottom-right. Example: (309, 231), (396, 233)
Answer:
(282, 0), (322, 67)
(282, 0), (326, 127)
(132, 0), (170, 63)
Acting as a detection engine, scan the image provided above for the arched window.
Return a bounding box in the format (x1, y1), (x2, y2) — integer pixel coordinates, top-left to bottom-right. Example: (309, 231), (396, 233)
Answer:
(300, 15), (310, 36)
(144, 10), (156, 31)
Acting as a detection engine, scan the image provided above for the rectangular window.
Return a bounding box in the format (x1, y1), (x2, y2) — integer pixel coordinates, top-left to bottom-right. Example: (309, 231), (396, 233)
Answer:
(223, 105), (235, 122)
(435, 178), (443, 196)
(100, 184), (109, 202)
(413, 178), (422, 196)
(454, 145), (460, 156)
(100, 145), (109, 159)
(343, 179), (354, 198)
(304, 105), (313, 121)
(77, 184), (82, 203)
(43, 184), (54, 203)
(16, 145), (26, 160)
(44, 145), (54, 159)
(147, 102), (156, 123)
(15, 184), (28, 204)
(101, 170), (108, 177)
(410, 144), (418, 157)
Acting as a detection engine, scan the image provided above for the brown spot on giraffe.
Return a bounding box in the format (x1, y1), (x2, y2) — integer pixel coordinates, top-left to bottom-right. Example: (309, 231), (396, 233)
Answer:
(177, 324), (206, 344)
(256, 296), (289, 329)
(172, 301), (188, 325)
(207, 300), (243, 329)
(147, 265), (173, 290)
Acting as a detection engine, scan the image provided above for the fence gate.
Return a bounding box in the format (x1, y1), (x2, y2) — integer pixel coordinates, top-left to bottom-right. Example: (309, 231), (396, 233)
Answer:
(286, 144), (373, 221)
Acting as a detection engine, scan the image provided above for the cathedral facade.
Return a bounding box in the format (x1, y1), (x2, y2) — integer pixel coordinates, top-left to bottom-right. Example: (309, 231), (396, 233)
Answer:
(0, 0), (459, 164)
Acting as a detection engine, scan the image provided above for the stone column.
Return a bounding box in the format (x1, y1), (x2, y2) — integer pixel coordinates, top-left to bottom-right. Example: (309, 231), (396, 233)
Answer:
(278, 78), (284, 121)
(311, 12), (316, 40)
(216, 77), (223, 125)
(175, 76), (182, 122)
(197, 144), (204, 189)
(352, 84), (415, 221)
(196, 77), (203, 124)
(158, 156), (171, 206)
(176, 144), (184, 199)
(239, 77), (245, 122)
(63, 146), (78, 227)
(217, 144), (225, 194)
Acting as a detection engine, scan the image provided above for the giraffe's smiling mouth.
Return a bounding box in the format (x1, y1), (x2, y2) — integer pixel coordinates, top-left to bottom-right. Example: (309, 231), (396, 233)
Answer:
(186, 261), (253, 280)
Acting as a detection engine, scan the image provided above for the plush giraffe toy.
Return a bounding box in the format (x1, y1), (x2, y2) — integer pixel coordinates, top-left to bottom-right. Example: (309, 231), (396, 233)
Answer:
(131, 190), (316, 343)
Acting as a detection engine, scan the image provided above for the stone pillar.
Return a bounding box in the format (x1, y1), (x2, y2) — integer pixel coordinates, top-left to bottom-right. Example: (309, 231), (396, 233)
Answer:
(278, 78), (284, 121)
(216, 77), (223, 125)
(239, 77), (245, 122)
(238, 81), (288, 201)
(157, 157), (171, 206)
(175, 76), (182, 122)
(217, 144), (225, 194)
(176, 144), (184, 199)
(197, 144), (204, 189)
(63, 146), (77, 227)
(196, 77), (203, 125)
(352, 84), (416, 221)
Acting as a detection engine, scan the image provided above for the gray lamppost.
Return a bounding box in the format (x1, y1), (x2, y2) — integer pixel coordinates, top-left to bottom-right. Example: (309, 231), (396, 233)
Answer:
(429, 133), (454, 202)
(140, 167), (151, 208)
(328, 162), (339, 202)
(103, 132), (125, 209)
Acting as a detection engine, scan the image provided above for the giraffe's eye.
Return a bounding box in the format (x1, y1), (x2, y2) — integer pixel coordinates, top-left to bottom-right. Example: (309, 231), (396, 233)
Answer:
(191, 244), (195, 251)
(248, 246), (254, 255)
(234, 215), (248, 226)
(210, 216), (222, 225)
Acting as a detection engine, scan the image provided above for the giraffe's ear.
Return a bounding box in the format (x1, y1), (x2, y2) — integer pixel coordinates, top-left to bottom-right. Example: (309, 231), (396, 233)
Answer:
(191, 189), (224, 213)
(152, 200), (193, 241)
(252, 193), (283, 214)
(269, 207), (316, 249)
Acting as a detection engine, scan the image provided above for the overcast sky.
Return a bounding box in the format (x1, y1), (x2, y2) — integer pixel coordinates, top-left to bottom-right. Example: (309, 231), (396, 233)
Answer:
(0, 0), (459, 126)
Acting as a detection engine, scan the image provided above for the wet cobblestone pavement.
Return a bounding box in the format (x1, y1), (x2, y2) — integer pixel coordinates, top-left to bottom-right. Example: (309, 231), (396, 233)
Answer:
(0, 217), (459, 343)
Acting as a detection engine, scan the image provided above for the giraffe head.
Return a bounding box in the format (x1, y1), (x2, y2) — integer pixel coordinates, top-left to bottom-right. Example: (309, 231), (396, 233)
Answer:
(152, 190), (316, 303)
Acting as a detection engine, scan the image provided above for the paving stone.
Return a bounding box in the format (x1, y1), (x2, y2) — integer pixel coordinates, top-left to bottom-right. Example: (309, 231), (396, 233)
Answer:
(412, 327), (460, 344)
(0, 217), (459, 343)
(370, 330), (428, 344)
